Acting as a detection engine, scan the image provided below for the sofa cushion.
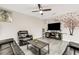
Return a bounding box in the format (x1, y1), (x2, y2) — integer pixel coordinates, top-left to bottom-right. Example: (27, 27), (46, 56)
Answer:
(0, 43), (10, 50)
(0, 43), (14, 55)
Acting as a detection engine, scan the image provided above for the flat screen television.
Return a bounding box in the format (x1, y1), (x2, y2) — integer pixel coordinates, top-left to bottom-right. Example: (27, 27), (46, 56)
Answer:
(48, 23), (60, 30)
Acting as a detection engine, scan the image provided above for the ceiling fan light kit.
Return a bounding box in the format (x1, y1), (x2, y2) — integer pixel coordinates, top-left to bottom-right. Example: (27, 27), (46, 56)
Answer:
(39, 11), (43, 14)
(39, 11), (43, 15)
(32, 4), (52, 15)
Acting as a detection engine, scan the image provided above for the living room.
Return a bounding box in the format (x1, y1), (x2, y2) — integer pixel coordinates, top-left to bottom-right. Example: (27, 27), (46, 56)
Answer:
(1, 4), (79, 55)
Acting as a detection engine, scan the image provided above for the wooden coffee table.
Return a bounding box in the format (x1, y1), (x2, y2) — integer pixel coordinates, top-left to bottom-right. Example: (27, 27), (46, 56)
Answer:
(27, 39), (49, 55)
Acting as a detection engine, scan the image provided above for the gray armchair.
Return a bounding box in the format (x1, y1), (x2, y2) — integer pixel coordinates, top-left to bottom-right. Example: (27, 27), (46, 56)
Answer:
(18, 30), (33, 46)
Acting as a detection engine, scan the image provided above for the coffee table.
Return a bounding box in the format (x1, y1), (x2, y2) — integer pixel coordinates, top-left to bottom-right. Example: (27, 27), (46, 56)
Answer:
(27, 39), (49, 55)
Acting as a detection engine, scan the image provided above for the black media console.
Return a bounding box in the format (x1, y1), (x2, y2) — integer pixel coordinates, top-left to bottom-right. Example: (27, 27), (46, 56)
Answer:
(45, 32), (62, 40)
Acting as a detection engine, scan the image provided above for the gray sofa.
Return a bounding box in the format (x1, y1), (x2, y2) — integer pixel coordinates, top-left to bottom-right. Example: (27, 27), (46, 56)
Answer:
(0, 38), (25, 55)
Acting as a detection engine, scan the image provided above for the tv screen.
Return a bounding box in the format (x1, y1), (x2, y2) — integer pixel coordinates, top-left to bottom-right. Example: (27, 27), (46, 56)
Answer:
(48, 23), (60, 30)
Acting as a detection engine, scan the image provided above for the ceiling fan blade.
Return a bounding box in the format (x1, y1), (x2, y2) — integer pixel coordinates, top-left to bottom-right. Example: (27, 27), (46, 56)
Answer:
(38, 4), (42, 10)
(38, 4), (41, 9)
(42, 9), (51, 11)
(32, 10), (39, 12)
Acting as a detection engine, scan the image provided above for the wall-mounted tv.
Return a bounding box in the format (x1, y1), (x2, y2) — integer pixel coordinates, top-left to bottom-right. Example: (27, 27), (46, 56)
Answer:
(48, 23), (61, 30)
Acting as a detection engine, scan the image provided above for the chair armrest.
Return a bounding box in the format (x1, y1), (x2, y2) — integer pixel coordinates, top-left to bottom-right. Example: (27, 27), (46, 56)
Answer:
(27, 35), (33, 38)
(11, 41), (25, 55)
(69, 42), (79, 49)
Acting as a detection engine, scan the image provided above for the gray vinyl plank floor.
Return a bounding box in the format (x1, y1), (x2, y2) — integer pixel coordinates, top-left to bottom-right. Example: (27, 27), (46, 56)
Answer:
(20, 38), (69, 55)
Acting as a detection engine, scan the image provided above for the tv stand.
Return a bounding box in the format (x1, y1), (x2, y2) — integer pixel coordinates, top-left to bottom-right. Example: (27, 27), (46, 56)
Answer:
(45, 32), (62, 40)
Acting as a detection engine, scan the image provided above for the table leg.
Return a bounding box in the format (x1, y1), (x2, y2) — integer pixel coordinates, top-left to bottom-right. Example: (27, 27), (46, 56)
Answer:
(74, 49), (76, 55)
(27, 44), (28, 49)
(48, 44), (49, 54)
(39, 49), (41, 55)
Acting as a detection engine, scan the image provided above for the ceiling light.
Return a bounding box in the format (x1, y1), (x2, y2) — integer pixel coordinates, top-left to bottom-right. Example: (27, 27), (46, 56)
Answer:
(39, 11), (43, 14)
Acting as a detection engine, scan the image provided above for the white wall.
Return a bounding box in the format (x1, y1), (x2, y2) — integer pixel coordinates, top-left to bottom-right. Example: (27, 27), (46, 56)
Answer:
(1, 9), (79, 44)
(0, 12), (45, 43)
(61, 22), (79, 43)
(46, 19), (79, 43)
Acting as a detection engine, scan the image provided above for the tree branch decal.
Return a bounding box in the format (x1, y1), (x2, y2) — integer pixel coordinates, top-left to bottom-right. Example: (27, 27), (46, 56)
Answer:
(60, 12), (79, 35)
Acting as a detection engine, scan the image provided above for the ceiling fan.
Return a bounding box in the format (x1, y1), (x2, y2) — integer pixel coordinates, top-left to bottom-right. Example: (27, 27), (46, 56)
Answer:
(32, 4), (52, 15)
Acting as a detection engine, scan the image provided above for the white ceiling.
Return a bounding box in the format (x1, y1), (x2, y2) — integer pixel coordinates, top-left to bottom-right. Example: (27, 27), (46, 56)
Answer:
(0, 4), (79, 20)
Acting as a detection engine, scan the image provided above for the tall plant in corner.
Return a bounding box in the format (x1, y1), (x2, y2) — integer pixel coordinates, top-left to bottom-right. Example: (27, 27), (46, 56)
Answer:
(60, 12), (79, 35)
